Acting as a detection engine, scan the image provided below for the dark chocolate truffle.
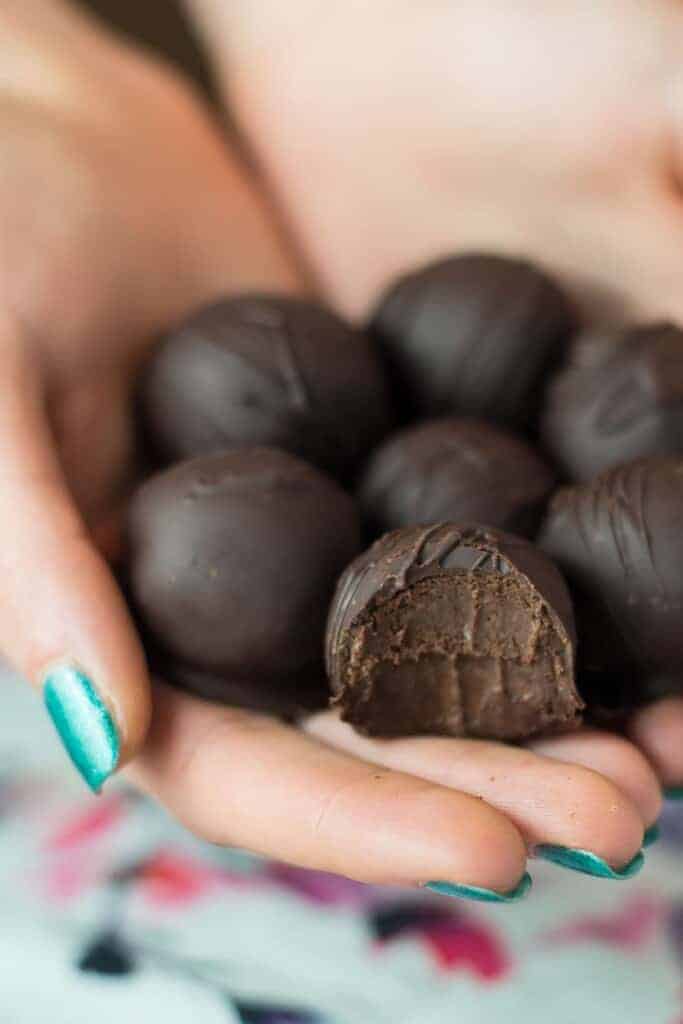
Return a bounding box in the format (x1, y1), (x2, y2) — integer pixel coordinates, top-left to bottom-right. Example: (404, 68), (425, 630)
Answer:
(372, 253), (575, 429)
(539, 457), (683, 685)
(360, 417), (555, 538)
(127, 448), (361, 698)
(147, 657), (328, 720)
(326, 523), (581, 740)
(140, 295), (391, 479)
(542, 322), (683, 481)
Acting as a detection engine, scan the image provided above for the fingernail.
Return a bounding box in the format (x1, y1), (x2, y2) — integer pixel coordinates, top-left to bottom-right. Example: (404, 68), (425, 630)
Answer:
(424, 872), (532, 904)
(642, 823), (660, 849)
(533, 845), (644, 880)
(43, 664), (120, 793)
(664, 786), (683, 801)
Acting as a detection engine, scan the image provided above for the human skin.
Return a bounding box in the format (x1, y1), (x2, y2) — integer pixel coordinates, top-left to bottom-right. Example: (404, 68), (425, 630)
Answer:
(188, 0), (683, 324)
(0, 0), (678, 896)
(0, 0), (300, 780)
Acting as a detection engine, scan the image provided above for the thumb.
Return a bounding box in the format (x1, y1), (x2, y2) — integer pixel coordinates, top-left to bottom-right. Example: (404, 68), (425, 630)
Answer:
(0, 320), (150, 791)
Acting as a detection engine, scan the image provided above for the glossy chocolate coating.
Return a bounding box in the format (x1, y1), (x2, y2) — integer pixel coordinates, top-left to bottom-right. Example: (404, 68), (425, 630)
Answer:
(372, 253), (575, 429)
(539, 457), (683, 685)
(542, 323), (683, 481)
(127, 448), (361, 700)
(141, 295), (392, 479)
(360, 417), (555, 538)
(326, 523), (581, 740)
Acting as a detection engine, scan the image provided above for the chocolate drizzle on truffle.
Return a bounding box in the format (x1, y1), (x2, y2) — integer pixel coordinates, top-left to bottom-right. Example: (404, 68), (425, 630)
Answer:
(540, 456), (683, 686)
(326, 523), (582, 740)
(542, 322), (683, 481)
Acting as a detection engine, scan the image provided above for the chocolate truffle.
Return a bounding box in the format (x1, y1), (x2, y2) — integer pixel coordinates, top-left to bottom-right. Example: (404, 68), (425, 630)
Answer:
(360, 417), (555, 538)
(326, 523), (581, 740)
(146, 657), (328, 720)
(539, 457), (683, 685)
(127, 448), (361, 699)
(542, 322), (683, 482)
(140, 295), (391, 479)
(372, 253), (575, 429)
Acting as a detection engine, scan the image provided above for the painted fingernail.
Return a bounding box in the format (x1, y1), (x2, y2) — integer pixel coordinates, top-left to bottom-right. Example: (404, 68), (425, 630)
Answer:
(642, 823), (660, 849)
(664, 786), (683, 801)
(425, 872), (532, 904)
(43, 664), (120, 793)
(534, 845), (644, 880)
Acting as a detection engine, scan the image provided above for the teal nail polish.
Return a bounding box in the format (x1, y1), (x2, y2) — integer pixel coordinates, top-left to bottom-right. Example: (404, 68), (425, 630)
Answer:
(425, 872), (532, 904)
(664, 786), (683, 801)
(534, 845), (644, 879)
(642, 823), (660, 849)
(43, 665), (119, 793)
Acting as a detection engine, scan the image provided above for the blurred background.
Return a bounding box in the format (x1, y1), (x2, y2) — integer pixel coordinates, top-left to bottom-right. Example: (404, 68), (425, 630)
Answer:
(80, 0), (211, 92)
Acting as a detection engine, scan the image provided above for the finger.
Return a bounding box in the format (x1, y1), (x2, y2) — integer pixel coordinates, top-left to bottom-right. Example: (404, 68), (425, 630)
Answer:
(0, 323), (150, 790)
(528, 729), (662, 827)
(127, 685), (529, 897)
(627, 697), (683, 788)
(305, 712), (645, 872)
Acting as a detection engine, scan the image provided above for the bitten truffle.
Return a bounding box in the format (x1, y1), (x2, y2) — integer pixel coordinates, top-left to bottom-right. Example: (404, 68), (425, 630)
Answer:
(360, 417), (555, 538)
(140, 295), (392, 479)
(539, 457), (683, 687)
(372, 253), (575, 429)
(542, 322), (683, 481)
(127, 448), (361, 704)
(326, 523), (582, 740)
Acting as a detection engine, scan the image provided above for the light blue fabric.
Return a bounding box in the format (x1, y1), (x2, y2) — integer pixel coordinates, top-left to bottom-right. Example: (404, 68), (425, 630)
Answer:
(0, 672), (680, 1023)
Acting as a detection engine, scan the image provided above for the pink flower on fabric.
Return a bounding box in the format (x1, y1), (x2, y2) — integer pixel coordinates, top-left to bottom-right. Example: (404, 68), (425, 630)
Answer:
(370, 900), (511, 981)
(541, 894), (663, 952)
(46, 794), (126, 851)
(265, 863), (375, 907)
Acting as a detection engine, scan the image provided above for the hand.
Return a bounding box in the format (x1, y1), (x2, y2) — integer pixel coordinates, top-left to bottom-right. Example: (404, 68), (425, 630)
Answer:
(128, 684), (658, 895)
(127, 0), (683, 895)
(3, 0), (667, 900)
(0, 0), (298, 789)
(201, 0), (683, 797)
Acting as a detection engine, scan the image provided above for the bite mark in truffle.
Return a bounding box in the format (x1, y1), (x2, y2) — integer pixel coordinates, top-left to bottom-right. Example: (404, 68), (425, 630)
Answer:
(326, 523), (582, 740)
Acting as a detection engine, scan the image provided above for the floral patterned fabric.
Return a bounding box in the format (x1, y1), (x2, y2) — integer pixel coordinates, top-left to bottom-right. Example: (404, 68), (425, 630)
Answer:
(0, 673), (681, 1023)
